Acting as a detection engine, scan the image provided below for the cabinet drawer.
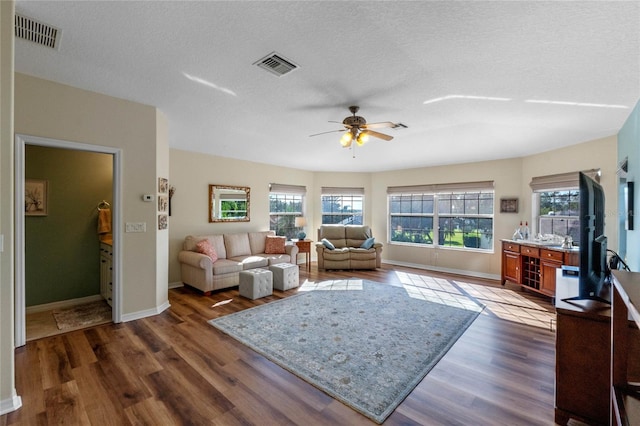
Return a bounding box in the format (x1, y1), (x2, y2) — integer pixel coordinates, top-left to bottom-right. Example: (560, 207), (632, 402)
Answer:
(541, 249), (564, 262)
(503, 242), (520, 253)
(521, 246), (539, 257)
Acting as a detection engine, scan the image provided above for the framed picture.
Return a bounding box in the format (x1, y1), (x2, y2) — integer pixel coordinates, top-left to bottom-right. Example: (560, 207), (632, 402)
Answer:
(158, 195), (168, 213)
(500, 198), (518, 213)
(25, 179), (48, 216)
(158, 177), (168, 194)
(158, 214), (168, 230)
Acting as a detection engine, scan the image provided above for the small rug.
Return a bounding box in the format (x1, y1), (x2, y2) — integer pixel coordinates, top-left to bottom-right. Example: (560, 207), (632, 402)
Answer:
(52, 300), (112, 330)
(209, 279), (483, 423)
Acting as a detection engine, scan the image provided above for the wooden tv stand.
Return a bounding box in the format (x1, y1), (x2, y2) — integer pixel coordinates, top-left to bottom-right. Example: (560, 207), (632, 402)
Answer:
(554, 273), (611, 425)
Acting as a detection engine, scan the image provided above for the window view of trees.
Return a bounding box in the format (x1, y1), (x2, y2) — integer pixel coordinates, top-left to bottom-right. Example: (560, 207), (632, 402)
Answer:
(389, 191), (494, 250)
(269, 193), (303, 239)
(537, 190), (580, 242)
(321, 195), (363, 225)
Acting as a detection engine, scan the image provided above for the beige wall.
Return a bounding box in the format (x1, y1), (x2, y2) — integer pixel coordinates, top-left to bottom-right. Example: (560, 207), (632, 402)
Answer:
(521, 135), (618, 251)
(371, 157), (525, 278)
(169, 137), (618, 282)
(0, 0), (20, 415)
(168, 149), (314, 284)
(14, 73), (169, 318)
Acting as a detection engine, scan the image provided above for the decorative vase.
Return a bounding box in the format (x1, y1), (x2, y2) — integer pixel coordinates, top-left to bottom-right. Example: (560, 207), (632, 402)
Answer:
(297, 231), (306, 240)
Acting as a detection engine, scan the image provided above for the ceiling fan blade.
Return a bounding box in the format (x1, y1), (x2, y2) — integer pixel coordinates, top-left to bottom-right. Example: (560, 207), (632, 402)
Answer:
(309, 129), (344, 137)
(362, 121), (397, 129)
(364, 130), (394, 141)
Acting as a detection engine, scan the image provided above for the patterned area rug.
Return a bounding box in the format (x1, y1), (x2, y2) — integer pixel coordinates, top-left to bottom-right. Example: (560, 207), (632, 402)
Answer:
(209, 279), (483, 423)
(52, 300), (112, 330)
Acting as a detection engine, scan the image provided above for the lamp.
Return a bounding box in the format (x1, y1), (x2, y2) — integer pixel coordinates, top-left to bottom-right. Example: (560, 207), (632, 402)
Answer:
(295, 216), (307, 240)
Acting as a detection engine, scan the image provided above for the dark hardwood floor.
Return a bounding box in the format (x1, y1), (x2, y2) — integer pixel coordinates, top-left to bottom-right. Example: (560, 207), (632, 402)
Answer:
(2, 264), (559, 425)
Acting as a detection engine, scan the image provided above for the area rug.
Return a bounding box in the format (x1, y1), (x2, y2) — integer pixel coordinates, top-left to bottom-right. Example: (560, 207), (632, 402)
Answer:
(52, 300), (112, 330)
(209, 279), (483, 423)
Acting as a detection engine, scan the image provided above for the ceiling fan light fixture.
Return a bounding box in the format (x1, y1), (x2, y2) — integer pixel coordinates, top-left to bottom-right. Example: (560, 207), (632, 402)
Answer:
(356, 131), (369, 146)
(340, 132), (353, 147)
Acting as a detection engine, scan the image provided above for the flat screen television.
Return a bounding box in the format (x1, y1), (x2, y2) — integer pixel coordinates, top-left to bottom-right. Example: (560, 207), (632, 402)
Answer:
(563, 172), (609, 304)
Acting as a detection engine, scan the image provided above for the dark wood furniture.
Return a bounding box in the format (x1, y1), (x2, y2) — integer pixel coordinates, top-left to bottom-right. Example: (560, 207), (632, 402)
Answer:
(501, 240), (579, 298)
(294, 239), (312, 271)
(554, 273), (611, 425)
(611, 270), (640, 426)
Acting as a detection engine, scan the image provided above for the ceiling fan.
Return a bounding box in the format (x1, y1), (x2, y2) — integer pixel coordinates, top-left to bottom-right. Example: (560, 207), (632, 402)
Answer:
(309, 106), (399, 148)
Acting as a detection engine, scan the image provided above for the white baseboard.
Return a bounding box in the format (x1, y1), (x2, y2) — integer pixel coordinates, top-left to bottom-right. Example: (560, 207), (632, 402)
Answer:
(120, 300), (171, 323)
(25, 294), (104, 314)
(168, 281), (183, 289)
(382, 260), (500, 282)
(0, 390), (22, 415)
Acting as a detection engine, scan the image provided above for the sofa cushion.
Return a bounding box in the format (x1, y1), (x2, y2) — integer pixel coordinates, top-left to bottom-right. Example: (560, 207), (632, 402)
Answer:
(321, 238), (336, 250)
(319, 225), (347, 248)
(349, 247), (377, 261)
(249, 231), (275, 254)
(195, 239), (218, 262)
(185, 234), (226, 259)
(265, 235), (286, 254)
(322, 247), (350, 259)
(224, 233), (251, 258)
(346, 225), (372, 247)
(360, 237), (375, 249)
(230, 255), (269, 270)
(211, 258), (243, 275)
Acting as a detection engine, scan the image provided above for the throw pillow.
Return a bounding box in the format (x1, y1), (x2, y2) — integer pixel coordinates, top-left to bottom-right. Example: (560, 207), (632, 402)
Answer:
(196, 239), (218, 262)
(321, 238), (335, 250)
(265, 236), (286, 254)
(360, 237), (375, 249)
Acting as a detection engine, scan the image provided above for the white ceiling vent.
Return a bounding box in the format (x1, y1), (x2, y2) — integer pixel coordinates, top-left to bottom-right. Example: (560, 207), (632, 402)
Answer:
(15, 14), (61, 50)
(254, 52), (298, 77)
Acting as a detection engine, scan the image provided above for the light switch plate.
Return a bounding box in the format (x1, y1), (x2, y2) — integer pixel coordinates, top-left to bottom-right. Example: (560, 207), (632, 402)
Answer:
(125, 222), (146, 233)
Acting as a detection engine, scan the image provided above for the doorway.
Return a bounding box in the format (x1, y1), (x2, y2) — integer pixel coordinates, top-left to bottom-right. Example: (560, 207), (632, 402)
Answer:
(15, 134), (122, 347)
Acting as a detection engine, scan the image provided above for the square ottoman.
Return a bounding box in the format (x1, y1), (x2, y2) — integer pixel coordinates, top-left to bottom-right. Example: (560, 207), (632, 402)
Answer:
(239, 269), (273, 300)
(269, 263), (299, 291)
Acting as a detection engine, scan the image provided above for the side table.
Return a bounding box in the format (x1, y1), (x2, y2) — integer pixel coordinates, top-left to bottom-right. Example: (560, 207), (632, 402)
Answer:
(294, 239), (312, 271)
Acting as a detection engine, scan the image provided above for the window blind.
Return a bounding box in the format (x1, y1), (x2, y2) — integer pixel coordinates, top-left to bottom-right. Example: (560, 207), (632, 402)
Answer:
(321, 187), (365, 195)
(387, 180), (494, 194)
(529, 169), (600, 192)
(269, 183), (306, 195)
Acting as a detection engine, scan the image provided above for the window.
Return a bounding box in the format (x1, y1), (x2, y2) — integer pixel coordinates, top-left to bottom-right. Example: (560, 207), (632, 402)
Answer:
(388, 181), (494, 251)
(269, 183), (306, 239)
(321, 187), (364, 225)
(530, 169), (600, 244)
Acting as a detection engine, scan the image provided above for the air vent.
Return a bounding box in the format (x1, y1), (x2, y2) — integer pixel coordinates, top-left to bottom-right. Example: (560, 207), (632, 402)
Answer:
(254, 52), (298, 77)
(393, 123), (408, 129)
(15, 14), (61, 49)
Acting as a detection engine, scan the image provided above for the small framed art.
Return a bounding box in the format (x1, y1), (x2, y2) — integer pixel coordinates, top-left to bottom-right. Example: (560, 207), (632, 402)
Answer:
(25, 179), (48, 216)
(500, 198), (518, 213)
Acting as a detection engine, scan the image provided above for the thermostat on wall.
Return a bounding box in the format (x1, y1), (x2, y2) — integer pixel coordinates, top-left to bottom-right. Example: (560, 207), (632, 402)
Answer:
(142, 194), (154, 202)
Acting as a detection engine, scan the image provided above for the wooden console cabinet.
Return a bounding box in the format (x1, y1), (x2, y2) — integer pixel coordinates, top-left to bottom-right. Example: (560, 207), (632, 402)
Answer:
(610, 270), (640, 426)
(501, 240), (579, 298)
(555, 275), (611, 425)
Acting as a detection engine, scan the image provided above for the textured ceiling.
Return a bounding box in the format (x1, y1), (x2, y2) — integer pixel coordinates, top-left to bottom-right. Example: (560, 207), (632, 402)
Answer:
(13, 1), (640, 172)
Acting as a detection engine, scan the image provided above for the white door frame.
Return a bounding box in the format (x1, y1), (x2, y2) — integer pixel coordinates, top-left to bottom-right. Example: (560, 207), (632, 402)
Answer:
(15, 134), (122, 347)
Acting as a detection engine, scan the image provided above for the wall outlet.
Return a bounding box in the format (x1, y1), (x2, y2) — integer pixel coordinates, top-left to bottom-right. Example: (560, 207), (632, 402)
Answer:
(125, 222), (146, 233)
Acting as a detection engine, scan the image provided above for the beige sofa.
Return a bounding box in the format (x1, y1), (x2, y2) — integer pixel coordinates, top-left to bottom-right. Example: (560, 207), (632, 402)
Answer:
(315, 225), (383, 270)
(178, 231), (298, 294)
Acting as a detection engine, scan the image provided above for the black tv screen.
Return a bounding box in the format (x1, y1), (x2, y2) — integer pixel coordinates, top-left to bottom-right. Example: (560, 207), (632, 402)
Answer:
(575, 172), (609, 303)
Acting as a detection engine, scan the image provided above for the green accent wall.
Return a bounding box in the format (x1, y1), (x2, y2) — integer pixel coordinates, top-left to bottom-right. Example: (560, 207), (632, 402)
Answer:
(25, 145), (113, 306)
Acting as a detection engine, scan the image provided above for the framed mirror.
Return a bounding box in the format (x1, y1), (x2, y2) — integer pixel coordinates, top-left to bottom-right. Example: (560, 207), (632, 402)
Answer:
(209, 184), (250, 222)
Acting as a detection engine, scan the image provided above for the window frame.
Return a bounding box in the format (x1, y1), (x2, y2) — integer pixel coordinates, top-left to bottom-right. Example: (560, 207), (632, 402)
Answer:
(387, 181), (495, 252)
(321, 187), (364, 225)
(269, 183), (306, 239)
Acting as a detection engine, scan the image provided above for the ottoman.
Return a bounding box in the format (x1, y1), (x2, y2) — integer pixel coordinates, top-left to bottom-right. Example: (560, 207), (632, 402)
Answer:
(239, 269), (273, 300)
(269, 263), (299, 291)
